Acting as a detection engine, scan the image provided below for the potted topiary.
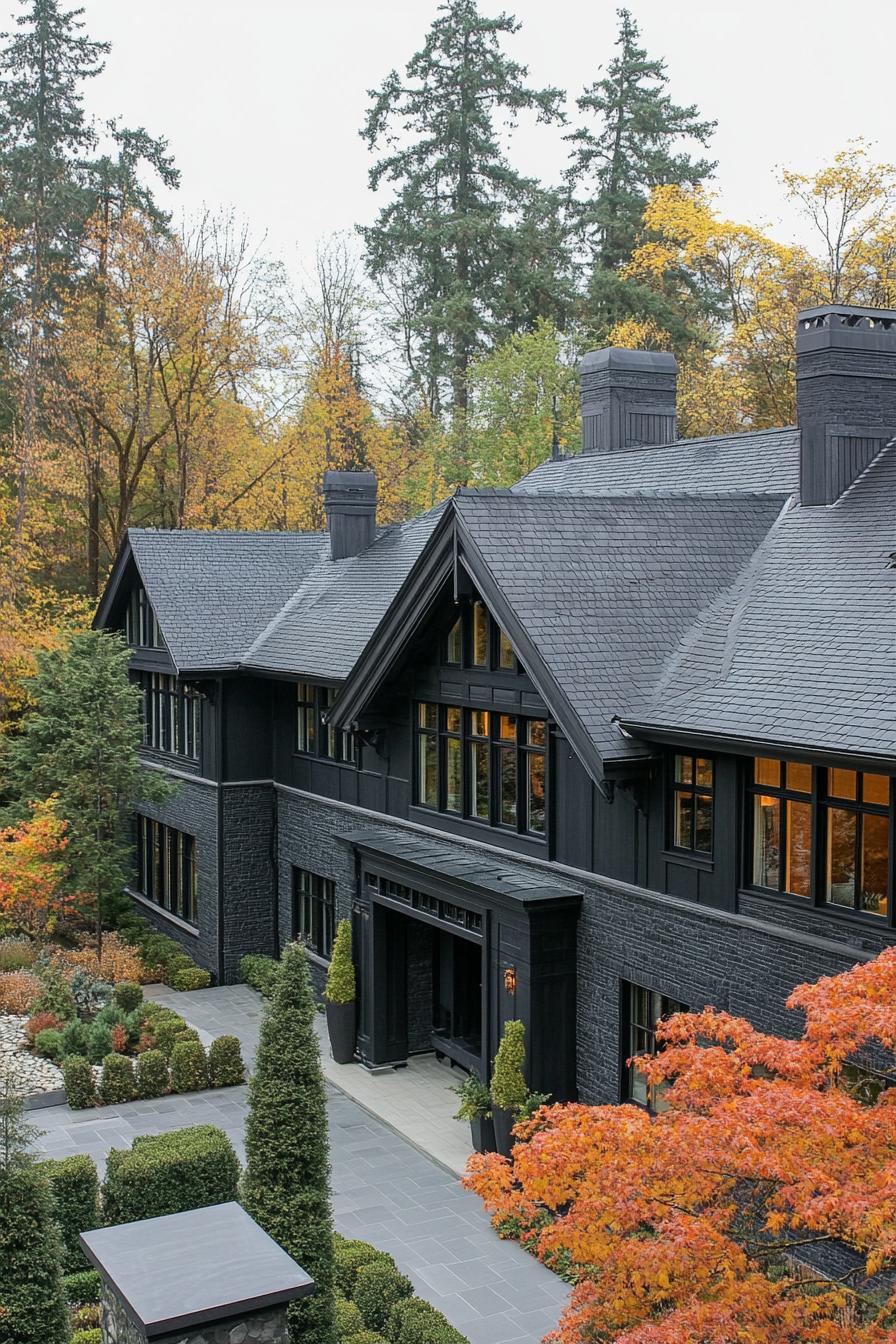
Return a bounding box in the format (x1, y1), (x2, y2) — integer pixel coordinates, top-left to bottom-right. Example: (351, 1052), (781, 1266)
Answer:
(324, 920), (356, 1064)
(453, 1072), (494, 1154)
(490, 1019), (528, 1157)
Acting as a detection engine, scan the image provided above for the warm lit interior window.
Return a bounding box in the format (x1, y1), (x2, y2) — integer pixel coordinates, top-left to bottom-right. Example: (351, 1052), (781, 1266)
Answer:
(670, 754), (713, 854)
(472, 600), (489, 666)
(749, 757), (812, 897)
(824, 770), (890, 917)
(625, 982), (687, 1112)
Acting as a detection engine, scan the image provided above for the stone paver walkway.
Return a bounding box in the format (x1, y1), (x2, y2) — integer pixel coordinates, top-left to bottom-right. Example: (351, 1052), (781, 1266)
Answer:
(32, 985), (569, 1344)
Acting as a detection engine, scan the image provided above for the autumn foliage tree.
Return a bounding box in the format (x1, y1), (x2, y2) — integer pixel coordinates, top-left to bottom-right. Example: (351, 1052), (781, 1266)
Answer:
(464, 948), (896, 1343)
(0, 797), (71, 935)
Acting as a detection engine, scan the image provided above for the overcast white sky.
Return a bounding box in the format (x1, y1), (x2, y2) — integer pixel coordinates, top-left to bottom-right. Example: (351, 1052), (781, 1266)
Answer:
(19, 0), (896, 275)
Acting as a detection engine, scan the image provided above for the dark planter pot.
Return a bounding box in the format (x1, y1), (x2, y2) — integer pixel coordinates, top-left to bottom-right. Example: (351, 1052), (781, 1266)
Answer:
(491, 1105), (516, 1158)
(326, 1000), (356, 1064)
(470, 1114), (496, 1154)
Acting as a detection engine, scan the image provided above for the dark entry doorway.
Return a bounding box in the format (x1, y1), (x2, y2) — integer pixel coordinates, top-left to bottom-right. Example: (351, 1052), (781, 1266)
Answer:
(432, 931), (482, 1073)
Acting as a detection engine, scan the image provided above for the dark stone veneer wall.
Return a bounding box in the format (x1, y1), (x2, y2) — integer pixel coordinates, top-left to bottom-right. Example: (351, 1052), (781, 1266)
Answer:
(274, 787), (872, 1105)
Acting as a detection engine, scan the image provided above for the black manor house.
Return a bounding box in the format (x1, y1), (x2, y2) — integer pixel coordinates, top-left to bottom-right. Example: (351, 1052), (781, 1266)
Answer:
(96, 304), (896, 1106)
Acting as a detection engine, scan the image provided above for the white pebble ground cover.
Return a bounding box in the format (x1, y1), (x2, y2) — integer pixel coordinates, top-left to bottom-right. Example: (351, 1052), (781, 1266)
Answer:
(0, 1014), (64, 1095)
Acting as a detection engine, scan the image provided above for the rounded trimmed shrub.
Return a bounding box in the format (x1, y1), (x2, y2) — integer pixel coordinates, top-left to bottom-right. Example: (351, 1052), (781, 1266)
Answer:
(353, 1261), (413, 1333)
(333, 1235), (397, 1297)
(63, 1269), (101, 1303)
(239, 953), (281, 997)
(388, 1298), (469, 1344)
(99, 1053), (137, 1105)
(324, 920), (355, 1004)
(137, 1049), (169, 1100)
(102, 1124), (239, 1225)
(207, 1035), (245, 1088)
(71, 1330), (101, 1344)
(59, 1019), (91, 1059)
(62, 1056), (96, 1110)
(335, 1294), (364, 1341)
(37, 1155), (100, 1272)
(87, 1022), (114, 1065)
(112, 981), (143, 1012)
(348, 1333), (387, 1344)
(170, 1039), (208, 1093)
(170, 966), (212, 991)
(34, 1027), (64, 1060)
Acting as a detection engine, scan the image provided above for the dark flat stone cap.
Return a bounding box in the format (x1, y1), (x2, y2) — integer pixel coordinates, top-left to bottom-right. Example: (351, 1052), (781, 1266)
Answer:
(579, 347), (678, 374)
(80, 1201), (314, 1339)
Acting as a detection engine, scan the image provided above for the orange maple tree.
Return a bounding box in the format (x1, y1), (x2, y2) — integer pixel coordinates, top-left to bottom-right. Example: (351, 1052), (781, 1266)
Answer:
(0, 798), (74, 937)
(464, 950), (896, 1343)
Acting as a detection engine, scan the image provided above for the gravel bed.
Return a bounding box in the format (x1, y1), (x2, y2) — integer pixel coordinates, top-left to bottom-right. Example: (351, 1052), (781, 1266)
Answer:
(0, 1014), (64, 1095)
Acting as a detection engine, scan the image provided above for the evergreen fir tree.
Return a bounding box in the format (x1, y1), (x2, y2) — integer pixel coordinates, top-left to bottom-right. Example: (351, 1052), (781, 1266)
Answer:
(360, 0), (567, 478)
(0, 1073), (70, 1344)
(4, 630), (173, 953)
(566, 8), (715, 337)
(242, 942), (337, 1344)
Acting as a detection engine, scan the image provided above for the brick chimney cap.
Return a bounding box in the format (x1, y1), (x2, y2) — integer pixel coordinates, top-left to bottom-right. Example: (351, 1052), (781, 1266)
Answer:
(579, 347), (678, 375)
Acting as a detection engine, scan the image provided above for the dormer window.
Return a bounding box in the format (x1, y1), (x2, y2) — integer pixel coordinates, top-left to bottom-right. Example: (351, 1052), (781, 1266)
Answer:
(125, 586), (163, 649)
(472, 600), (489, 666)
(442, 597), (518, 673)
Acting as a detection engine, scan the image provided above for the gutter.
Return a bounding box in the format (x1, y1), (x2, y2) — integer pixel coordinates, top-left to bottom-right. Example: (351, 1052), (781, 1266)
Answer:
(618, 720), (896, 772)
(215, 677), (226, 985)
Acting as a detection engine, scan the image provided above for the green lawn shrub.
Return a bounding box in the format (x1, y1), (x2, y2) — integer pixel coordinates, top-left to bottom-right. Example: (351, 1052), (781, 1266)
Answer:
(37, 1155), (99, 1273)
(208, 1034), (245, 1088)
(239, 952), (281, 997)
(62, 1056), (96, 1110)
(102, 1125), (239, 1225)
(490, 1019), (528, 1113)
(87, 1022), (113, 1064)
(99, 1054), (137, 1105)
(63, 1269), (101, 1304)
(0, 1163), (71, 1344)
(34, 1027), (64, 1060)
(71, 1329), (101, 1344)
(112, 981), (143, 1012)
(332, 1235), (397, 1297)
(335, 1294), (364, 1341)
(353, 1261), (413, 1333)
(170, 1039), (208, 1092)
(347, 1333), (387, 1344)
(324, 921), (355, 1004)
(388, 1298), (469, 1344)
(170, 965), (212, 991)
(60, 1019), (91, 1059)
(137, 1048), (169, 1099)
(31, 967), (77, 1022)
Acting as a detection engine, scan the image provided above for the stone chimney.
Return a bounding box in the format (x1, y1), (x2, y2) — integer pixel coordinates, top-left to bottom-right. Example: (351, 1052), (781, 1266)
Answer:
(322, 470), (377, 560)
(579, 348), (678, 454)
(796, 304), (896, 504)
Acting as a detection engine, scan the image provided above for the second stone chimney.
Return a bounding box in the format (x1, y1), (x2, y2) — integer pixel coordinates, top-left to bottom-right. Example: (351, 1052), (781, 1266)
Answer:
(579, 347), (678, 454)
(323, 470), (377, 560)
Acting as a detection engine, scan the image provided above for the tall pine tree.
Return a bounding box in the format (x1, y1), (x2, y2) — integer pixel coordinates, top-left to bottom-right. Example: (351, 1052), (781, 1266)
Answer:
(360, 0), (566, 481)
(566, 8), (715, 338)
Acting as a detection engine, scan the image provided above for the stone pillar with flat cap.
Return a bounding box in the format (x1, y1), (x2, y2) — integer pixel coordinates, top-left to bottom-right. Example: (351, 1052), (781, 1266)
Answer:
(79, 1201), (314, 1344)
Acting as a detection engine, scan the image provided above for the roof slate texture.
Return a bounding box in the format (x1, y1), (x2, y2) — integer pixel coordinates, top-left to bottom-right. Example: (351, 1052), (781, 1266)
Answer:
(128, 529), (327, 671)
(631, 443), (896, 760)
(454, 490), (791, 762)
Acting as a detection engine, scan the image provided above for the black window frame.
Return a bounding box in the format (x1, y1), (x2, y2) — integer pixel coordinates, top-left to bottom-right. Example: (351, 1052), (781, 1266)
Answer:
(668, 752), (714, 856)
(440, 599), (518, 674)
(139, 673), (202, 761)
(621, 980), (688, 1113)
(745, 758), (894, 924)
(125, 586), (164, 649)
(291, 867), (336, 959)
(294, 683), (356, 766)
(134, 815), (197, 926)
(414, 701), (547, 840)
(747, 756), (814, 899)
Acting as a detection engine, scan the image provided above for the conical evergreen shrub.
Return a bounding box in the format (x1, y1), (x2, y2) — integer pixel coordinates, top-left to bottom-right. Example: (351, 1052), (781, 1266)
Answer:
(242, 941), (337, 1344)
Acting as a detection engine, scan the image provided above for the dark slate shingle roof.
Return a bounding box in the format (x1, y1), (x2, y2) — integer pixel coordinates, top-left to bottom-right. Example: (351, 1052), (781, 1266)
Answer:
(514, 426), (800, 497)
(128, 529), (328, 671)
(630, 443), (896, 760)
(454, 490), (790, 762)
(242, 505), (447, 680)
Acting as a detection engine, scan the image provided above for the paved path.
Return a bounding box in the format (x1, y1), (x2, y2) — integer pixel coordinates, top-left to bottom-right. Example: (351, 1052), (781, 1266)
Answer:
(32, 986), (569, 1344)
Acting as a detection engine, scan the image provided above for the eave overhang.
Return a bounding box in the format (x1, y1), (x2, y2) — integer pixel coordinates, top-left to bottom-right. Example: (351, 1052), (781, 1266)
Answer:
(618, 720), (896, 774)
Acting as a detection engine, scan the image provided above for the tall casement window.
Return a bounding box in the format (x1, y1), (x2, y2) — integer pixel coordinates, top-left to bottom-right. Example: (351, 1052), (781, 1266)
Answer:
(624, 981), (687, 1112)
(295, 683), (355, 764)
(125, 587), (163, 649)
(669, 754), (713, 854)
(415, 703), (546, 838)
(292, 868), (336, 958)
(748, 758), (893, 920)
(139, 673), (201, 760)
(442, 599), (518, 673)
(134, 816), (197, 926)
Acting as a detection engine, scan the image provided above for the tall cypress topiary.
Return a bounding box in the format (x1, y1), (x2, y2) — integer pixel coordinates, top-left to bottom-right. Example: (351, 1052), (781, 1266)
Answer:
(242, 942), (336, 1344)
(0, 1074), (70, 1343)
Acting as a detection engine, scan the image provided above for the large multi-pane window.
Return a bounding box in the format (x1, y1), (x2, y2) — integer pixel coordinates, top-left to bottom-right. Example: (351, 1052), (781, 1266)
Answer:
(139, 673), (201, 760)
(748, 758), (893, 919)
(442, 599), (517, 673)
(624, 981), (687, 1112)
(670, 754), (713, 854)
(295, 683), (355, 764)
(292, 868), (336, 958)
(415, 703), (546, 838)
(134, 816), (197, 926)
(125, 587), (164, 648)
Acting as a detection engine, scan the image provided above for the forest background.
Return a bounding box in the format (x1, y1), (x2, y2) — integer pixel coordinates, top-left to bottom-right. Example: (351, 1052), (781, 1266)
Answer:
(1, 0), (896, 727)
